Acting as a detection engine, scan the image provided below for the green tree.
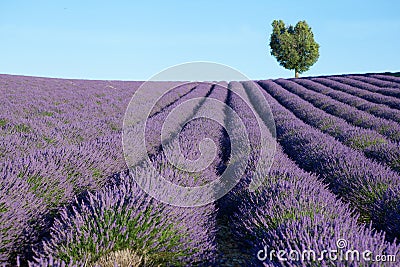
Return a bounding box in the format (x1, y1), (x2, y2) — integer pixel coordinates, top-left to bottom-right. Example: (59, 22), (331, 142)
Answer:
(270, 20), (320, 78)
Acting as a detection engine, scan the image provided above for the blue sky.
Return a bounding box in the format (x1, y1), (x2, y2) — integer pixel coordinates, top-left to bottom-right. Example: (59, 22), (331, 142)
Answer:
(0, 0), (399, 80)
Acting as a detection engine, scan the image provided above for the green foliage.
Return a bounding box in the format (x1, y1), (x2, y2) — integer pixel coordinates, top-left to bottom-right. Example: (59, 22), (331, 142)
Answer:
(16, 168), (64, 208)
(39, 111), (54, 117)
(391, 157), (400, 173)
(91, 168), (102, 179)
(14, 123), (31, 133)
(108, 122), (120, 131)
(26, 175), (64, 208)
(43, 136), (56, 144)
(0, 118), (7, 127)
(384, 72), (400, 77)
(270, 20), (320, 77)
(64, 164), (82, 184)
(356, 182), (389, 223)
(267, 206), (318, 230)
(0, 203), (7, 213)
(348, 135), (387, 150)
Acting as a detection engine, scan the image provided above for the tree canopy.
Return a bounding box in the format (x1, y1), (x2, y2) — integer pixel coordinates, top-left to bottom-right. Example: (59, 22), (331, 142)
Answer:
(270, 20), (320, 78)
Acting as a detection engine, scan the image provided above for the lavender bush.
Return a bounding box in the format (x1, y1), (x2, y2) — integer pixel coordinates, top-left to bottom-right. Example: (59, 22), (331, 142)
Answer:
(32, 171), (217, 266)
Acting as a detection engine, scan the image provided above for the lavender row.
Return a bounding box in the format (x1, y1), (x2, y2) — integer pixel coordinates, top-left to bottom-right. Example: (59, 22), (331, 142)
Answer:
(225, 81), (276, 196)
(295, 78), (400, 124)
(271, 79), (400, 172)
(0, 78), (220, 264)
(331, 75), (400, 99)
(315, 77), (400, 110)
(280, 78), (400, 143)
(370, 74), (400, 85)
(146, 82), (198, 118)
(0, 175), (45, 264)
(1, 133), (125, 207)
(114, 83), (229, 262)
(138, 83), (214, 157)
(351, 75), (400, 90)
(209, 81), (276, 265)
(228, 81), (399, 266)
(252, 80), (400, 241)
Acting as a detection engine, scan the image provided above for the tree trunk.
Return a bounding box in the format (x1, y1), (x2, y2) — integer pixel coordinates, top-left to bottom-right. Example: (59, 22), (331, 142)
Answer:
(295, 70), (299, 78)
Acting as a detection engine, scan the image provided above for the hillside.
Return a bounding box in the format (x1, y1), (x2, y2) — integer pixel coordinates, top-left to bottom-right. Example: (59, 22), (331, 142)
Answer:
(1, 73), (399, 266)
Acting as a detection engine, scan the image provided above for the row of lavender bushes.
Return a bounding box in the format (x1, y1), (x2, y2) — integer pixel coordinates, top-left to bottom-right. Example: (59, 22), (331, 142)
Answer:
(254, 80), (400, 241)
(314, 77), (400, 110)
(295, 78), (400, 124)
(280, 78), (400, 143)
(332, 75), (400, 98)
(227, 81), (399, 266)
(269, 79), (400, 173)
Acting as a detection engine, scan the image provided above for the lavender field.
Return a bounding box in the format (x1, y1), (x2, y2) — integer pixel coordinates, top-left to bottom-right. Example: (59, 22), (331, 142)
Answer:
(1, 73), (400, 266)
